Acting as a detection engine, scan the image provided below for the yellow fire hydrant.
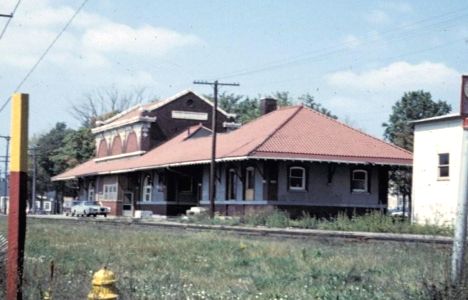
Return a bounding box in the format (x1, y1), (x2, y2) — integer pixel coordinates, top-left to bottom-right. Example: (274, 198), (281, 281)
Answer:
(88, 267), (118, 300)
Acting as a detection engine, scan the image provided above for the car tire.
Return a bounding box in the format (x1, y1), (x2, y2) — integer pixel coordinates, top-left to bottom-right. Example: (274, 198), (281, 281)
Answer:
(93, 214), (97, 218)
(103, 214), (107, 218)
(71, 211), (75, 217)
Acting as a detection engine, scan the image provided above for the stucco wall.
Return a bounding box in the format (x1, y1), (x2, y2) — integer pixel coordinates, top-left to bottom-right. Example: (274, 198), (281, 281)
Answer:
(412, 119), (463, 226)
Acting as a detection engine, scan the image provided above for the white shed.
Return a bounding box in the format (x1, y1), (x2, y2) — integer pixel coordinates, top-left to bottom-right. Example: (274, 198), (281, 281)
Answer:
(412, 114), (464, 225)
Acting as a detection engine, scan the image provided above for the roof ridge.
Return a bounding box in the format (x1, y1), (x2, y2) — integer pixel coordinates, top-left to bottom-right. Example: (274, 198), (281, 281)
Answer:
(144, 89), (233, 117)
(183, 124), (212, 141)
(301, 106), (413, 156)
(99, 104), (141, 125)
(249, 106), (303, 156)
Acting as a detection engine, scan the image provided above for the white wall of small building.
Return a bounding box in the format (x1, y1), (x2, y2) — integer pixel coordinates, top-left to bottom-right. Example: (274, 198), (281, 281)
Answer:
(412, 118), (463, 226)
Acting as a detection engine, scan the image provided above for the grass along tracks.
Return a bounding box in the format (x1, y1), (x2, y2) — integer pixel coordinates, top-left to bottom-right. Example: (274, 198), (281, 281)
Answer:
(0, 216), (464, 299)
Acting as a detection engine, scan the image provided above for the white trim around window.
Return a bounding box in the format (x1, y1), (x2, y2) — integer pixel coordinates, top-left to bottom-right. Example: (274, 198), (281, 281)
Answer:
(289, 166), (306, 191)
(438, 153), (450, 179)
(351, 169), (368, 193)
(142, 175), (153, 202)
(103, 183), (118, 200)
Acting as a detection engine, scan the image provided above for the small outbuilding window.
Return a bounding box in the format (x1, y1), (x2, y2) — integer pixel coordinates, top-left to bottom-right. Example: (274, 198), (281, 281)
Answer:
(438, 153), (450, 178)
(142, 175), (153, 202)
(351, 169), (368, 192)
(289, 166), (306, 190)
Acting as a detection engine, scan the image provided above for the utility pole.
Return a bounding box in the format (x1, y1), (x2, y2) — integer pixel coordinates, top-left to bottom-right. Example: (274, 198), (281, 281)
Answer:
(7, 93), (29, 300)
(0, 135), (11, 198)
(452, 75), (468, 286)
(29, 146), (37, 214)
(193, 80), (239, 218)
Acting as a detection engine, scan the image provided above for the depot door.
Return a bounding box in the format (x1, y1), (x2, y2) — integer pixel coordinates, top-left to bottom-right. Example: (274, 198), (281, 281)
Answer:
(244, 167), (255, 201)
(123, 192), (133, 216)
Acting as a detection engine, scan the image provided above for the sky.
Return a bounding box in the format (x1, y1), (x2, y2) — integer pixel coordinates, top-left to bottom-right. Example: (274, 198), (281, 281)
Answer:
(0, 0), (467, 156)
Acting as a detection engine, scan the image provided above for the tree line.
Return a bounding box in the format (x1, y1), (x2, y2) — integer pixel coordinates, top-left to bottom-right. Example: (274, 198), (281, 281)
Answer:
(30, 88), (451, 212)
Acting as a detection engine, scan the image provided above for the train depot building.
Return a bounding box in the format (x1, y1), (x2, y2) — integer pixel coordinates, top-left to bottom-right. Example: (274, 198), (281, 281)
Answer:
(53, 90), (412, 216)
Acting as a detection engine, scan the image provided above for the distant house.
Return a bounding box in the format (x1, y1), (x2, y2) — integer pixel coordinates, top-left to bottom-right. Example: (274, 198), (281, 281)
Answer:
(53, 90), (412, 216)
(412, 76), (468, 226)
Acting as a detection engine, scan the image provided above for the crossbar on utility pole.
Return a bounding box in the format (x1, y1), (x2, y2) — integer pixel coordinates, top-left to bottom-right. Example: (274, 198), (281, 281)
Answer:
(193, 80), (239, 218)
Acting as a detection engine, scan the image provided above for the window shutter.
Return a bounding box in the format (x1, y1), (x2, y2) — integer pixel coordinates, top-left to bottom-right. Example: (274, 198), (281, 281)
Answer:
(305, 164), (309, 191)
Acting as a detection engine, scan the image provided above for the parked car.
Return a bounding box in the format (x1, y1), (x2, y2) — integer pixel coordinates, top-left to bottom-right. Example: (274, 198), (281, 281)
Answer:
(71, 201), (109, 217)
(64, 200), (80, 216)
(388, 207), (409, 218)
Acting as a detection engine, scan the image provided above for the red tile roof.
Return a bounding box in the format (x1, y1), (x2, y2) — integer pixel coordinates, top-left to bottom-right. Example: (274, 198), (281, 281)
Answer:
(53, 106), (412, 180)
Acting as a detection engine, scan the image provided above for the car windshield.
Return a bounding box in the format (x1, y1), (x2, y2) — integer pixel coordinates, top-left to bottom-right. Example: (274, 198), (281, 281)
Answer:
(83, 201), (99, 206)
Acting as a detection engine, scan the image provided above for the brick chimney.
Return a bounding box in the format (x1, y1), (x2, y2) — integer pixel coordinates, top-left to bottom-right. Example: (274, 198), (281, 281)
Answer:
(260, 98), (278, 115)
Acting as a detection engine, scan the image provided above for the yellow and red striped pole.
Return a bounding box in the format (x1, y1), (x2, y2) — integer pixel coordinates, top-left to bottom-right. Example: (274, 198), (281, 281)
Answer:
(7, 93), (29, 300)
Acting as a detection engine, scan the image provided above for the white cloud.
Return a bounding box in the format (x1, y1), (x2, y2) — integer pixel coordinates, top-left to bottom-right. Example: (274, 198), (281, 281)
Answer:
(82, 23), (201, 57)
(0, 0), (202, 71)
(324, 61), (461, 137)
(326, 61), (459, 92)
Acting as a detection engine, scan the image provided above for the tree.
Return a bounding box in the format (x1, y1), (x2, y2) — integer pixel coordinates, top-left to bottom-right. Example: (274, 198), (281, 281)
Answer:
(383, 91), (451, 152)
(51, 127), (95, 173)
(218, 91), (336, 124)
(71, 86), (152, 128)
(32, 123), (73, 196)
(382, 90), (452, 219)
(299, 93), (337, 119)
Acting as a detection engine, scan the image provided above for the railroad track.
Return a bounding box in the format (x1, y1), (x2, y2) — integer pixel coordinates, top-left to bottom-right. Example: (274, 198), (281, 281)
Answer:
(23, 215), (454, 245)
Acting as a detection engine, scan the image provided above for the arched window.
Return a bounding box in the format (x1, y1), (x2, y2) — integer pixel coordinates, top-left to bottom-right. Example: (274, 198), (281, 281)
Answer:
(97, 139), (108, 157)
(88, 182), (95, 201)
(111, 135), (122, 155)
(226, 168), (237, 200)
(351, 169), (368, 192)
(142, 175), (153, 202)
(126, 131), (138, 153)
(289, 166), (306, 190)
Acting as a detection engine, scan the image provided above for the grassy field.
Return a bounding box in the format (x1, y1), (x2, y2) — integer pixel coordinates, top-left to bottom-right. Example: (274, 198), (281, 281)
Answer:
(0, 217), (464, 299)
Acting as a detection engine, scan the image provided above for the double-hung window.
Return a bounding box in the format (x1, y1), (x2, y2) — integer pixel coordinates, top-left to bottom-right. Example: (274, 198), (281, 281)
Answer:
(351, 169), (368, 192)
(142, 175), (153, 202)
(438, 153), (449, 178)
(289, 166), (306, 190)
(103, 184), (117, 200)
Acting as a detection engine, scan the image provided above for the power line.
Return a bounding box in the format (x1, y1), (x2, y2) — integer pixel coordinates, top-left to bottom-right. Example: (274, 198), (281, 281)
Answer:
(212, 6), (468, 80)
(0, 0), (22, 40)
(249, 37), (465, 89)
(0, 0), (89, 114)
